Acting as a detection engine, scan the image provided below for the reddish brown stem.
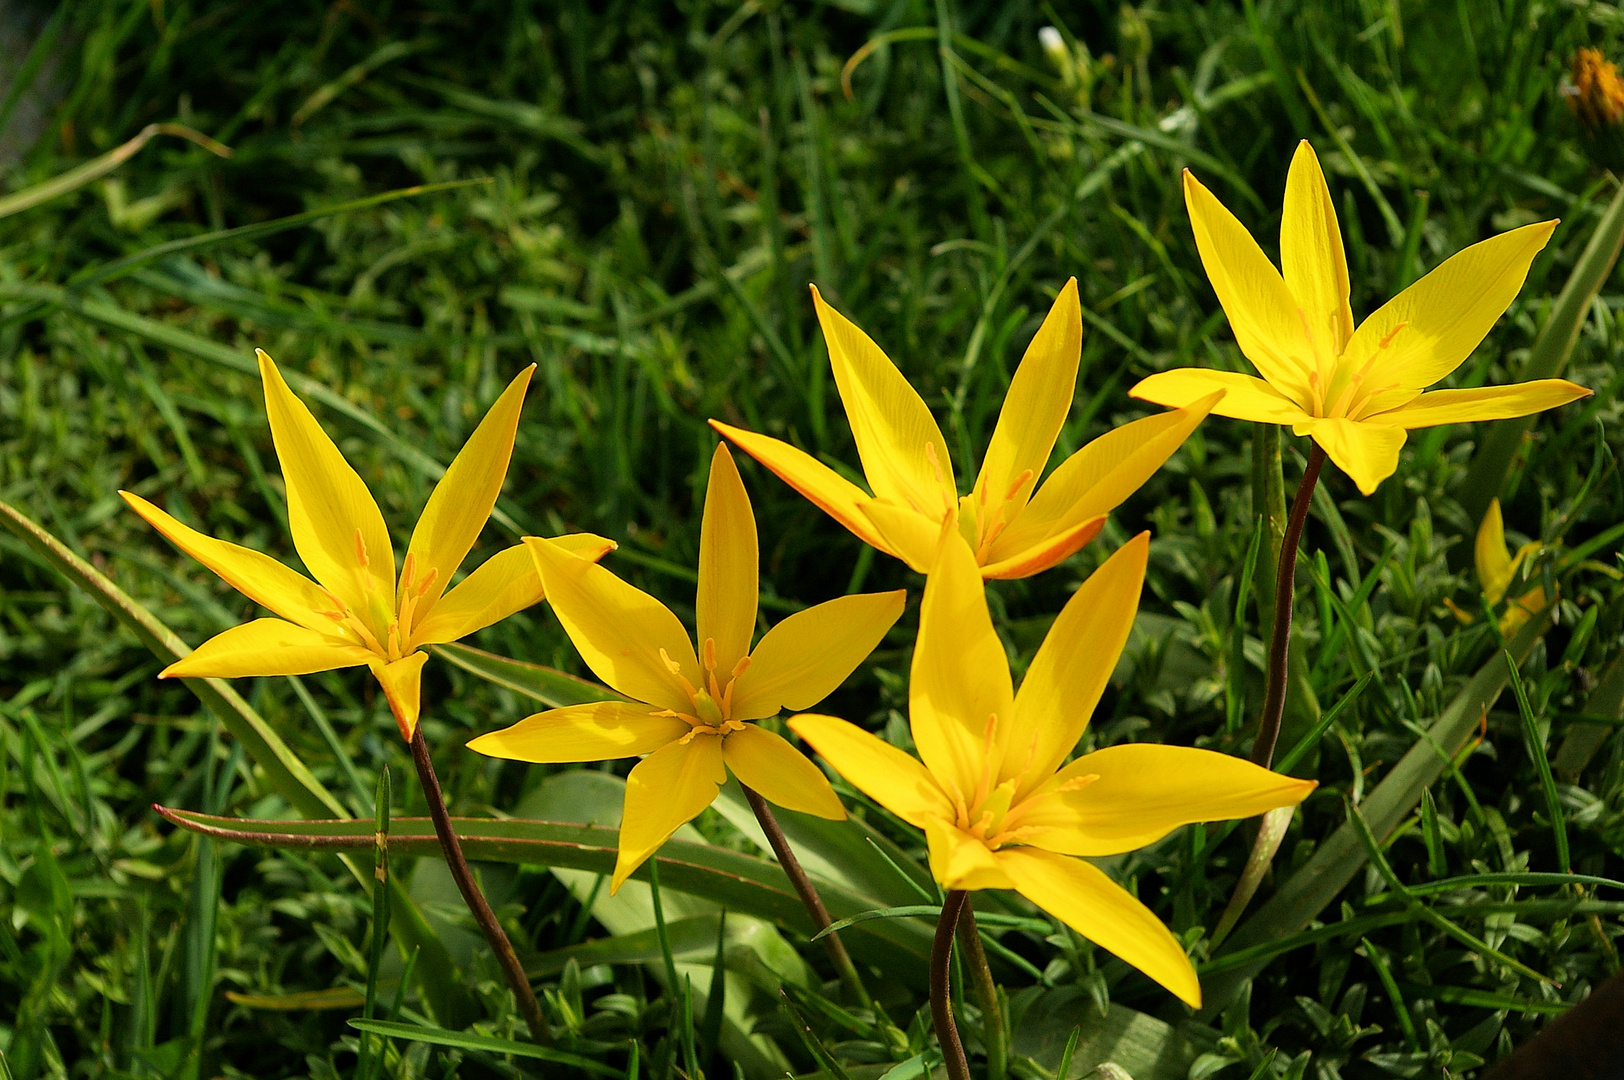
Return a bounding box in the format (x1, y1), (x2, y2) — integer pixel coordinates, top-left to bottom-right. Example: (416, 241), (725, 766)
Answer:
(741, 784), (873, 1007)
(409, 728), (549, 1044)
(932, 890), (972, 1080)
(1253, 444), (1326, 768)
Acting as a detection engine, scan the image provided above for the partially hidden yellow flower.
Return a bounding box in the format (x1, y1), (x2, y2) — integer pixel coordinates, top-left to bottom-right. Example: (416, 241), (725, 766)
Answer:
(1445, 497), (1548, 634)
(123, 350), (614, 741)
(1130, 141), (1591, 495)
(713, 280), (1219, 578)
(468, 443), (905, 893)
(790, 530), (1315, 1006)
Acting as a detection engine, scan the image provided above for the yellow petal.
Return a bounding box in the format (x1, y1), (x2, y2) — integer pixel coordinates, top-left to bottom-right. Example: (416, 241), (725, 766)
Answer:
(1361, 379), (1591, 427)
(466, 702), (690, 762)
(988, 396), (1220, 568)
(160, 618), (373, 679)
(972, 278), (1081, 519)
(120, 491), (333, 631)
(996, 846), (1201, 1007)
(1302, 417), (1406, 496)
(525, 537), (698, 715)
(728, 591), (905, 721)
(811, 286), (957, 516)
(1008, 533), (1147, 798)
(1343, 220), (1556, 391)
(978, 515), (1105, 580)
(612, 734), (727, 893)
(1475, 498), (1513, 604)
(1280, 141), (1354, 359)
(258, 350), (396, 625)
(370, 652), (429, 741)
(1130, 369), (1311, 426)
(721, 723), (846, 819)
(912, 532), (1014, 803)
(858, 499), (944, 572)
(405, 366), (533, 621)
(409, 534), (617, 647)
(697, 444), (758, 680)
(709, 419), (896, 556)
(1183, 170), (1316, 407)
(788, 713), (955, 829)
(1018, 744), (1316, 856)
(924, 818), (1014, 891)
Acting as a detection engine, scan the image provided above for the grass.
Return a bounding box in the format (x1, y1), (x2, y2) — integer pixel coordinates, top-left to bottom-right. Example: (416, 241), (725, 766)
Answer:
(3, 0), (1624, 1077)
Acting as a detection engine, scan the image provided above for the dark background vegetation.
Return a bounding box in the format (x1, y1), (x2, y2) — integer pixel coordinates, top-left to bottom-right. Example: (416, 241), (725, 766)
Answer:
(5, 0), (1624, 1076)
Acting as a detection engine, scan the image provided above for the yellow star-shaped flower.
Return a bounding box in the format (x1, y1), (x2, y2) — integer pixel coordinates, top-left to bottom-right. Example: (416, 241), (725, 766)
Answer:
(791, 530), (1315, 1007)
(714, 280), (1218, 578)
(1131, 141), (1591, 494)
(469, 444), (905, 892)
(123, 350), (612, 740)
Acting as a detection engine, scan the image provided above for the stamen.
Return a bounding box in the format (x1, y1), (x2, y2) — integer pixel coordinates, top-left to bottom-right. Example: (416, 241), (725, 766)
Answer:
(702, 637), (718, 673)
(320, 587), (350, 615)
(399, 552), (417, 598)
(730, 655), (752, 682)
(924, 442), (945, 485)
(1378, 321), (1407, 350)
(386, 622), (401, 661)
(354, 528), (369, 569)
(1053, 772), (1102, 795)
(1003, 468), (1033, 503)
(414, 566), (438, 598)
(659, 648), (683, 675)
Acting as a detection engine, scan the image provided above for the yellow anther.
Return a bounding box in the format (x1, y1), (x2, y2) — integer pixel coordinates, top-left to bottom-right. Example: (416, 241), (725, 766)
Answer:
(730, 655), (752, 682)
(1003, 468), (1033, 503)
(1053, 772), (1102, 795)
(354, 528), (369, 569)
(399, 551), (417, 593)
(702, 637), (718, 673)
(414, 566), (438, 598)
(924, 441), (945, 485)
(1378, 321), (1407, 350)
(659, 648), (683, 675)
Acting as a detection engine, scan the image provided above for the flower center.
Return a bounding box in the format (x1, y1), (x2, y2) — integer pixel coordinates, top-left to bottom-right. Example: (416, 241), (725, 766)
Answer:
(653, 638), (753, 737)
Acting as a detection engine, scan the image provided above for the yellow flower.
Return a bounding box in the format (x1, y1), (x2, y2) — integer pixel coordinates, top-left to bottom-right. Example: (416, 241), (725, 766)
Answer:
(790, 531), (1315, 1007)
(1130, 141), (1591, 495)
(468, 444), (905, 893)
(123, 350), (613, 741)
(712, 280), (1219, 578)
(1446, 498), (1547, 633)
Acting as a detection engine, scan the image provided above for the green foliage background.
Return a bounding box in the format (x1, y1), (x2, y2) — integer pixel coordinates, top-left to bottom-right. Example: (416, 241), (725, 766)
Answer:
(4, 0), (1624, 1076)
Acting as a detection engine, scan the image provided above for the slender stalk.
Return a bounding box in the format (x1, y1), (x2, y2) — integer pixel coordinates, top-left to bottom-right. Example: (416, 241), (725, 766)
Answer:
(1253, 444), (1326, 769)
(956, 905), (1007, 1080)
(409, 727), (549, 1044)
(740, 784), (873, 1007)
(932, 890), (973, 1080)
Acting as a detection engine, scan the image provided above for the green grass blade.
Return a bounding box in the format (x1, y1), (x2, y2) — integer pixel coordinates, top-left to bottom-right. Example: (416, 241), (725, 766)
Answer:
(348, 1019), (622, 1075)
(1505, 652), (1569, 872)
(0, 498), (345, 819)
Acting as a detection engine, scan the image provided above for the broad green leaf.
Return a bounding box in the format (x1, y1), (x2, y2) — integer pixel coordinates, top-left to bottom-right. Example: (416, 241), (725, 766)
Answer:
(0, 498), (343, 819)
(1199, 610), (1552, 1017)
(155, 803), (936, 975)
(1010, 987), (1212, 1080)
(432, 642), (624, 706)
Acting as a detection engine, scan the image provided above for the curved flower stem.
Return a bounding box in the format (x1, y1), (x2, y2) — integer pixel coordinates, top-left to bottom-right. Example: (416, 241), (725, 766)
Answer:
(932, 890), (972, 1080)
(1253, 443), (1326, 769)
(956, 905), (1007, 1080)
(740, 784), (874, 1008)
(409, 727), (550, 1045)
